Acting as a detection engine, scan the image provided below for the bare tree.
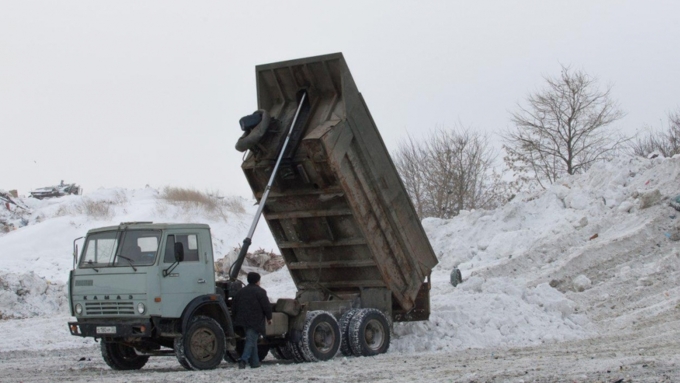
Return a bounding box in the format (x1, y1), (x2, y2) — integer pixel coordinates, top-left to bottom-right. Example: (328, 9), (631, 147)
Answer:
(394, 136), (427, 217)
(394, 127), (507, 219)
(503, 66), (626, 190)
(629, 109), (680, 158)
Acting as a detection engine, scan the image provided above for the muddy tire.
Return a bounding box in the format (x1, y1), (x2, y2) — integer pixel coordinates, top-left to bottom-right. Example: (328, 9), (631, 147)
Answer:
(348, 309), (390, 356)
(299, 311), (341, 362)
(174, 315), (226, 370)
(287, 340), (306, 363)
(280, 344), (295, 360)
(270, 345), (285, 360)
(271, 344), (294, 360)
(339, 309), (360, 356)
(101, 340), (149, 370)
(277, 343), (295, 360)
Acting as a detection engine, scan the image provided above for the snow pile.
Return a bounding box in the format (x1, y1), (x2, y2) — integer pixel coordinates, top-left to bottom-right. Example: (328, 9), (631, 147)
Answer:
(413, 155), (680, 348)
(423, 156), (680, 282)
(0, 271), (68, 319)
(391, 275), (592, 353)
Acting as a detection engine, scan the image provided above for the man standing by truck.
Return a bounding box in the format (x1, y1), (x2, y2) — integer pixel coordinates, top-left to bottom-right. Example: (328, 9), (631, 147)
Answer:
(232, 272), (273, 369)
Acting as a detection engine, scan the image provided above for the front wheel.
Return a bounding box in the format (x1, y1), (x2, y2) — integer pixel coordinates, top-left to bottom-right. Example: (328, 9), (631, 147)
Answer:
(174, 315), (226, 370)
(101, 340), (149, 370)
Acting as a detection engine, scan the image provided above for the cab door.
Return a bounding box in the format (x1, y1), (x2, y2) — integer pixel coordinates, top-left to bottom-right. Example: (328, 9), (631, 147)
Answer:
(159, 230), (213, 318)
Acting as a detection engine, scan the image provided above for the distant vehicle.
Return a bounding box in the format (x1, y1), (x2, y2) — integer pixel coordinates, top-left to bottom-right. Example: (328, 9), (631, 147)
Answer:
(67, 53), (438, 371)
(30, 181), (81, 199)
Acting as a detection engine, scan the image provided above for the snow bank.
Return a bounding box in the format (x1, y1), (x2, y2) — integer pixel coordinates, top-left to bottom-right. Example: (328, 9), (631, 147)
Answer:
(391, 272), (592, 353)
(424, 156), (680, 282)
(0, 271), (68, 319)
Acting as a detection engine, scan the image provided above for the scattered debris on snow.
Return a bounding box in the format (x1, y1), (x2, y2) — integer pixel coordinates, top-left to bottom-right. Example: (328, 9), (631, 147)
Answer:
(572, 274), (592, 292)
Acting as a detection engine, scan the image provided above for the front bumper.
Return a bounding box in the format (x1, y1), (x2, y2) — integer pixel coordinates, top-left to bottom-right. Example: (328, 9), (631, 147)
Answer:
(68, 319), (152, 338)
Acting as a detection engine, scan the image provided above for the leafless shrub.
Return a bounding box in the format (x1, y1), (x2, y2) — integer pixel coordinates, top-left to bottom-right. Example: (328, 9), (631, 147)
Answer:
(161, 187), (220, 210)
(628, 110), (680, 158)
(80, 199), (112, 219)
(503, 65), (627, 190)
(54, 197), (116, 220)
(394, 127), (509, 219)
(111, 190), (128, 204)
(160, 187), (245, 221)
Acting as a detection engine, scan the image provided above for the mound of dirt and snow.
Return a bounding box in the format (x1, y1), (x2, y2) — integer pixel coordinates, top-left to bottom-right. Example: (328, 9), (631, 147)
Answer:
(0, 155), (678, 358)
(413, 155), (680, 351)
(0, 271), (67, 319)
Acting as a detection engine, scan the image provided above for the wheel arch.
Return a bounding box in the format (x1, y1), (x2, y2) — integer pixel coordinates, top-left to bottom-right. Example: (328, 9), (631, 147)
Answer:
(180, 294), (235, 346)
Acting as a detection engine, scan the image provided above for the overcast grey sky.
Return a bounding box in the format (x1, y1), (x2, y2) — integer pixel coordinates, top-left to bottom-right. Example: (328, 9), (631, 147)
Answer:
(2, 1), (679, 198)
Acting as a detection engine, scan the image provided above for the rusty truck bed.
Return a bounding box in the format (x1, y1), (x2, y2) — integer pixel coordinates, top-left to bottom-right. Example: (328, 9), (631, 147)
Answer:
(241, 53), (438, 314)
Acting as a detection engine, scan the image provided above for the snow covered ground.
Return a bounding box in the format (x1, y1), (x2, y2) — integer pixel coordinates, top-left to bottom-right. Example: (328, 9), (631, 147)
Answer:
(1, 155), (679, 381)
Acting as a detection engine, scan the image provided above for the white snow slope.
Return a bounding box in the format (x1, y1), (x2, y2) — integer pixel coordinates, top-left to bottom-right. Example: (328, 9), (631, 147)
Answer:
(1, 155), (679, 357)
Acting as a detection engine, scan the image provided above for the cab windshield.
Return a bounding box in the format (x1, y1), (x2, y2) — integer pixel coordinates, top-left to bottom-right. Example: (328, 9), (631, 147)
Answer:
(79, 230), (161, 268)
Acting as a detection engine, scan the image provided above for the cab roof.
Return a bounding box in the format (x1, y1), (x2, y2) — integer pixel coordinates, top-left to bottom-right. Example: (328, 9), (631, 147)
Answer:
(86, 222), (210, 234)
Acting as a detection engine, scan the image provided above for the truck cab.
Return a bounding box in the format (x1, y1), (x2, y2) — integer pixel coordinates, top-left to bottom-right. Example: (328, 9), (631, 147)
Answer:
(68, 222), (238, 370)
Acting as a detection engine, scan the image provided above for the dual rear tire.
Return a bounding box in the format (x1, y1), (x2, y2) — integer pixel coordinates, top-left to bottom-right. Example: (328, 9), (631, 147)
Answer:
(285, 308), (390, 362)
(343, 308), (390, 356)
(283, 310), (341, 363)
(299, 311), (341, 362)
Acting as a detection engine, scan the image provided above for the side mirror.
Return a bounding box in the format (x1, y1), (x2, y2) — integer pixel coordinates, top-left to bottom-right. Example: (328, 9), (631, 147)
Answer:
(72, 236), (84, 270)
(174, 242), (184, 263)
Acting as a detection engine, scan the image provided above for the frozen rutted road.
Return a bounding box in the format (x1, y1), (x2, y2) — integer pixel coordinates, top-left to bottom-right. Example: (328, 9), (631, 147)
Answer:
(1, 329), (678, 383)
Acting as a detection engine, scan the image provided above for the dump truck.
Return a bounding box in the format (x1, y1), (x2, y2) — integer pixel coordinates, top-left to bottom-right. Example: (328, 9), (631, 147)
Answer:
(67, 53), (438, 371)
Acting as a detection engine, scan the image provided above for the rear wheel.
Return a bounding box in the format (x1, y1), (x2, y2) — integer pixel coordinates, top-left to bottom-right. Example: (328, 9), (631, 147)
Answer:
(348, 309), (390, 356)
(339, 309), (359, 356)
(270, 345), (285, 360)
(287, 340), (306, 363)
(174, 315), (226, 370)
(101, 340), (149, 370)
(271, 343), (295, 360)
(299, 311), (341, 362)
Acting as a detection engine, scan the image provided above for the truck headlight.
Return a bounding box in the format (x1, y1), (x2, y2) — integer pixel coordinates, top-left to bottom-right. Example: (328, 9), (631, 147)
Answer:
(75, 303), (83, 315)
(137, 302), (146, 314)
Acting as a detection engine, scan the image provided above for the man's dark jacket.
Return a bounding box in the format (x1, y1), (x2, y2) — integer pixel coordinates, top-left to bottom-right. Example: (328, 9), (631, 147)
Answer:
(232, 284), (273, 335)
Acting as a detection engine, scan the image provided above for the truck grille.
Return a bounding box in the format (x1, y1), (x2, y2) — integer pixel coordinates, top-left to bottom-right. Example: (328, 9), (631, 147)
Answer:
(85, 301), (135, 315)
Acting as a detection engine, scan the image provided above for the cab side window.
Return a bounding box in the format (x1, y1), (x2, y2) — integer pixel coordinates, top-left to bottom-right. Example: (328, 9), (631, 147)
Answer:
(164, 234), (200, 263)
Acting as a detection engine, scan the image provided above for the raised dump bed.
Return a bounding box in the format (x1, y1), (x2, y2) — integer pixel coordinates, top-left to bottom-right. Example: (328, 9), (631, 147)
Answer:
(240, 53), (438, 321)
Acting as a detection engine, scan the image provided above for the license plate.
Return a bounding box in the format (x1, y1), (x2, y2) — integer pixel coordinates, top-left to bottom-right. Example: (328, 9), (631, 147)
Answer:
(96, 326), (116, 334)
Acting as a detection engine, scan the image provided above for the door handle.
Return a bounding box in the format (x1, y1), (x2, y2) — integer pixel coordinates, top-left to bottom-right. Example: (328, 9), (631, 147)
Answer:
(197, 279), (206, 284)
